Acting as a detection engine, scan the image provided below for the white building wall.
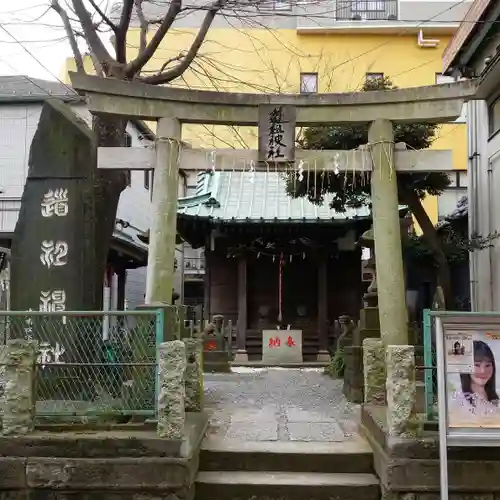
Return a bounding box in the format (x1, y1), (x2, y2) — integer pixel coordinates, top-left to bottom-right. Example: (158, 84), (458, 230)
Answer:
(466, 98), (500, 312)
(486, 125), (500, 311)
(0, 101), (152, 310)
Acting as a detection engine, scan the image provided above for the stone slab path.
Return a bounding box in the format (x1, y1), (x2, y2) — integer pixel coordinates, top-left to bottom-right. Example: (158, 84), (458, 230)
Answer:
(204, 367), (360, 442)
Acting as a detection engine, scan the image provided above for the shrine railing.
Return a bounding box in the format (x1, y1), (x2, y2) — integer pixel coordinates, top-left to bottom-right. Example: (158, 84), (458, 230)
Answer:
(0, 309), (163, 421)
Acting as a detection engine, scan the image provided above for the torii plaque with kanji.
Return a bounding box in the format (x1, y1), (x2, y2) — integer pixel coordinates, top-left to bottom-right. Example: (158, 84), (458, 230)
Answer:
(258, 104), (296, 163)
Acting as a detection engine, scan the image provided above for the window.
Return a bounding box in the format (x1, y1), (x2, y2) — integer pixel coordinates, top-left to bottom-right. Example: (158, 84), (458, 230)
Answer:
(489, 97), (500, 136)
(144, 171), (151, 190)
(437, 170), (468, 220)
(438, 190), (466, 220)
(300, 73), (318, 94)
(458, 170), (468, 188)
(365, 72), (384, 84)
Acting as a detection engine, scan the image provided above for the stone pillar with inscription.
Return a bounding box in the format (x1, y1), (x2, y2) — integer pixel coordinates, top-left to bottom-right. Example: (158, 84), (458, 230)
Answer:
(11, 100), (100, 313)
(10, 100), (100, 395)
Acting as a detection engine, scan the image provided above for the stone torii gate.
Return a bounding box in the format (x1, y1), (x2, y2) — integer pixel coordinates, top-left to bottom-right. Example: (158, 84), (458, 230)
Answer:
(69, 73), (474, 361)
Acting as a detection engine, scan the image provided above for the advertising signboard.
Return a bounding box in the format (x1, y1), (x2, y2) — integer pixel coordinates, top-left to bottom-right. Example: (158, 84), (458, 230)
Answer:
(433, 312), (500, 500)
(445, 328), (500, 428)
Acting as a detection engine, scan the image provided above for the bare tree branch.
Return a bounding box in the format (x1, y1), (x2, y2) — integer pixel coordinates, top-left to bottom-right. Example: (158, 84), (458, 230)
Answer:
(139, 0), (224, 85)
(155, 53), (185, 74)
(51, 0), (85, 73)
(88, 0), (117, 32)
(71, 0), (115, 73)
(134, 0), (147, 56)
(124, 0), (182, 78)
(70, 28), (106, 77)
(115, 0), (134, 63)
(88, 49), (105, 77)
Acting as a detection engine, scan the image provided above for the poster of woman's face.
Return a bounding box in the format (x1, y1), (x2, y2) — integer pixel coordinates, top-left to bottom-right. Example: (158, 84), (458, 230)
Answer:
(446, 331), (500, 428)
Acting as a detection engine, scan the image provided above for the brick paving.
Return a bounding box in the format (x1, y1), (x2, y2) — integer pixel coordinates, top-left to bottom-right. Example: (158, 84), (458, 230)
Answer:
(204, 367), (361, 442)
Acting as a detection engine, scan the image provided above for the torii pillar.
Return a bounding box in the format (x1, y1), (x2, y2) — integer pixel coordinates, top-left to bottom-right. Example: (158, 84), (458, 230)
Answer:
(369, 119), (408, 345)
(145, 117), (181, 305)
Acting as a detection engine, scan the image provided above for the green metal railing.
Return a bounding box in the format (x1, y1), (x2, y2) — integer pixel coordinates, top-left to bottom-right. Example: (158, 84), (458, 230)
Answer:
(0, 310), (164, 419)
(423, 308), (437, 421)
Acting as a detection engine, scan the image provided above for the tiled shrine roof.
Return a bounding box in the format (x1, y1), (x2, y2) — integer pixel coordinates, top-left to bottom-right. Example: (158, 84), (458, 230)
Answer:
(177, 170), (374, 224)
(0, 76), (82, 103)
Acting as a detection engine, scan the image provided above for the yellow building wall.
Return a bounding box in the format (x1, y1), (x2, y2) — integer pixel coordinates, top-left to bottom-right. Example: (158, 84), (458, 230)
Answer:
(62, 29), (467, 225)
(60, 55), (95, 81)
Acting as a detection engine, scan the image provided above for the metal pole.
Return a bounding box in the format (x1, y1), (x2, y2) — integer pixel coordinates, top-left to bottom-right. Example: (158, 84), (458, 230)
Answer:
(435, 315), (449, 500)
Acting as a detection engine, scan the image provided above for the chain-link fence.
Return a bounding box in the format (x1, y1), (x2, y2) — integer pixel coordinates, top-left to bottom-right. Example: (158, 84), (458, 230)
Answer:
(0, 310), (163, 420)
(423, 309), (438, 421)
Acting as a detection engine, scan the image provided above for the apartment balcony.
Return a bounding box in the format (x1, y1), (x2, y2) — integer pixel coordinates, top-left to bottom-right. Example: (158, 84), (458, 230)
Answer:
(336, 0), (397, 22)
(0, 198), (21, 236)
(295, 0), (472, 35)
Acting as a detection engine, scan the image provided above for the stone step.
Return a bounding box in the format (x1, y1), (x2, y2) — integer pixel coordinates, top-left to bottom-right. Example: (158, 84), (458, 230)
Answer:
(200, 439), (374, 474)
(195, 471), (380, 500)
(231, 361), (329, 368)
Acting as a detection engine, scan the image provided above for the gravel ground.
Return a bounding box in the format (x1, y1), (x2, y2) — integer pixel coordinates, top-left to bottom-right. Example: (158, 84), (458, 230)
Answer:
(203, 367), (361, 442)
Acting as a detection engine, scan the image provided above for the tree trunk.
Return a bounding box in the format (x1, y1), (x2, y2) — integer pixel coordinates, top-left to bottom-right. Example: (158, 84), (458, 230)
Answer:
(400, 188), (455, 309)
(90, 114), (129, 310)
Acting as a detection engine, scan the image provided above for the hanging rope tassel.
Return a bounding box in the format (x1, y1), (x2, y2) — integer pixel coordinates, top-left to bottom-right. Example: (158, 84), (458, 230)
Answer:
(278, 253), (283, 324)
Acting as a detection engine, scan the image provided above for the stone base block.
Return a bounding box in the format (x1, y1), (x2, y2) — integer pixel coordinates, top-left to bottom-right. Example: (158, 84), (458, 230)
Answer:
(0, 412), (209, 499)
(354, 328), (381, 345)
(136, 303), (181, 341)
(342, 345), (424, 408)
(203, 350), (231, 373)
(233, 350), (248, 363)
(204, 361), (232, 373)
(343, 346), (364, 403)
(359, 307), (380, 330)
(363, 292), (378, 308)
(316, 350), (330, 362)
(360, 404), (500, 498)
(342, 385), (363, 404)
(0, 489), (195, 500)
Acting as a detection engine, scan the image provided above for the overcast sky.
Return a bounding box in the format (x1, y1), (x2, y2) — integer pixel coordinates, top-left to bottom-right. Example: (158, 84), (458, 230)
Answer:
(0, 0), (86, 81)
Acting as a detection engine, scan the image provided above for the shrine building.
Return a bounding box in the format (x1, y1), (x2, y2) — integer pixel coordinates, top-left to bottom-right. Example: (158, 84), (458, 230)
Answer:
(177, 169), (395, 361)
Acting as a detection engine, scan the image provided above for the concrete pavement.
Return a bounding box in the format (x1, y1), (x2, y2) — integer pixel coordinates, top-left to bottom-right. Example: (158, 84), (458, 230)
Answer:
(204, 367), (360, 442)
